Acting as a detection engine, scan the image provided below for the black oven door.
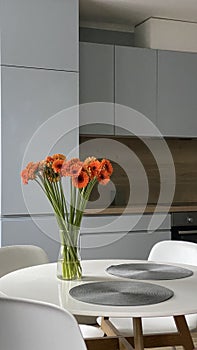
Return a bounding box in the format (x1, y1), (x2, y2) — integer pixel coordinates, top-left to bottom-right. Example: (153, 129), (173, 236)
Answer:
(171, 226), (197, 243)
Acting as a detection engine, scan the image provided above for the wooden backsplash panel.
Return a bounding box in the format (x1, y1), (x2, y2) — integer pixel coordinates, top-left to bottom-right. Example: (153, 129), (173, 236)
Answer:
(167, 139), (197, 204)
(79, 136), (197, 206)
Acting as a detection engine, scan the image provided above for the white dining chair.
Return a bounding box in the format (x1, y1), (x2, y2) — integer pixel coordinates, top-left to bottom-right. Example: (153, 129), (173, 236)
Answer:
(0, 296), (88, 350)
(98, 240), (197, 335)
(0, 244), (104, 338)
(0, 245), (49, 277)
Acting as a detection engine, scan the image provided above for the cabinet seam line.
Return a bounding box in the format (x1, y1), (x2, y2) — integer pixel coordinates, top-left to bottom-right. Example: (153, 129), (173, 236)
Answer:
(113, 45), (115, 135)
(1, 64), (79, 74)
(156, 50), (158, 127)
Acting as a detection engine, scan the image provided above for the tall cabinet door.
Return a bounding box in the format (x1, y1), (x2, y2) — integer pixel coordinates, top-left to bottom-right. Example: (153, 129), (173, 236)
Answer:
(79, 42), (114, 134)
(115, 46), (157, 135)
(1, 0), (78, 71)
(1, 66), (78, 215)
(157, 50), (197, 137)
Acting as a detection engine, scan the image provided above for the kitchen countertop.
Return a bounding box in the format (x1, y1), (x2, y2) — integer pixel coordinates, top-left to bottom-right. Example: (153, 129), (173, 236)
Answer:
(84, 204), (197, 216)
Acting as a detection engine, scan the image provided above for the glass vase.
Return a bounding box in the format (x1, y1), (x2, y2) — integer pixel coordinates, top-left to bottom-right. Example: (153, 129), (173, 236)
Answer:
(57, 227), (82, 280)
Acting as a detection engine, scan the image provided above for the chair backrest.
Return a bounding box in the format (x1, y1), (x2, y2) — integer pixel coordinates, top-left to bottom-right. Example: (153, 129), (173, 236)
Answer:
(148, 240), (197, 265)
(0, 245), (49, 277)
(0, 297), (87, 350)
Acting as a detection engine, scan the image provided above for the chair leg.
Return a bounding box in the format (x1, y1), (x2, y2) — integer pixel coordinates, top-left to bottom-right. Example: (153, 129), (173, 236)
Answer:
(133, 317), (144, 350)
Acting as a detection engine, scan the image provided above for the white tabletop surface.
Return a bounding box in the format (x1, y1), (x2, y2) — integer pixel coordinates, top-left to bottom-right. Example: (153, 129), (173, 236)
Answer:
(0, 259), (197, 318)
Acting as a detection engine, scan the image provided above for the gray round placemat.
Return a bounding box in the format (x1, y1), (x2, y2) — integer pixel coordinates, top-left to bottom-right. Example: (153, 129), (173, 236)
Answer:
(69, 281), (174, 306)
(106, 263), (193, 280)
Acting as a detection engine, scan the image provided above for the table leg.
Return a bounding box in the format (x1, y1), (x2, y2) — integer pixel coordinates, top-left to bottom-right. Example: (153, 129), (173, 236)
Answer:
(101, 316), (122, 336)
(101, 317), (134, 350)
(173, 315), (194, 350)
(133, 317), (144, 350)
(118, 336), (134, 350)
(85, 337), (134, 350)
(100, 315), (194, 350)
(85, 336), (119, 350)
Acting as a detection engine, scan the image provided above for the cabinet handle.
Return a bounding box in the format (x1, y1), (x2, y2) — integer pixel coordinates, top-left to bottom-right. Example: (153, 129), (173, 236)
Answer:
(178, 230), (197, 235)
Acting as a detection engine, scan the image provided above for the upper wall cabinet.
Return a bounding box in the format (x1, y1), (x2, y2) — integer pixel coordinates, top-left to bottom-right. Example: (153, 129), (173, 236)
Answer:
(2, 66), (78, 215)
(1, 0), (78, 71)
(157, 50), (197, 137)
(79, 42), (114, 134)
(115, 46), (157, 136)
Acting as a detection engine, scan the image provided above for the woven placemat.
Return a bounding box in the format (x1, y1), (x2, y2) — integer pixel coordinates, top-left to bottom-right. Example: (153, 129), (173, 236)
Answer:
(69, 281), (174, 306)
(106, 263), (193, 280)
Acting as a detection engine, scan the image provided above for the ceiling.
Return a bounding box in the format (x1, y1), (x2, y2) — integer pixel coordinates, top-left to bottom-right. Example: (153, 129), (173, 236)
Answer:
(80, 0), (197, 32)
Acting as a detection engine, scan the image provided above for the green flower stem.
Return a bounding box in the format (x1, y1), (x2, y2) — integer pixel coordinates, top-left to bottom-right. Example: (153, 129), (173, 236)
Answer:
(37, 176), (81, 271)
(35, 175), (97, 280)
(74, 178), (97, 227)
(58, 229), (82, 280)
(59, 180), (68, 222)
(70, 179), (76, 225)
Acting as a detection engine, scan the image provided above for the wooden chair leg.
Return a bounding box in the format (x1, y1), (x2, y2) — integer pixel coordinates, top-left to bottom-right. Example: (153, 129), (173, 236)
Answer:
(133, 317), (144, 350)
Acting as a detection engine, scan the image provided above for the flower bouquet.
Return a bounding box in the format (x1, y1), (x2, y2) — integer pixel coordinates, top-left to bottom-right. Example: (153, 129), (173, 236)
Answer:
(21, 154), (113, 280)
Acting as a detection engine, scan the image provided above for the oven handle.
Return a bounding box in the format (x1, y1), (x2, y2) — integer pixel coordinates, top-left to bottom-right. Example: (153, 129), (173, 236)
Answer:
(178, 230), (197, 235)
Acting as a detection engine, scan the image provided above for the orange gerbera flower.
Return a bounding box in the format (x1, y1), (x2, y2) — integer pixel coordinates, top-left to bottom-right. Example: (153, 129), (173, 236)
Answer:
(45, 156), (54, 164)
(52, 159), (64, 173)
(61, 158), (83, 177)
(52, 153), (66, 161)
(26, 162), (40, 180)
(20, 162), (40, 184)
(84, 160), (101, 179)
(100, 159), (113, 176)
(26, 161), (33, 170)
(83, 156), (97, 165)
(97, 170), (110, 185)
(21, 168), (29, 184)
(72, 170), (89, 188)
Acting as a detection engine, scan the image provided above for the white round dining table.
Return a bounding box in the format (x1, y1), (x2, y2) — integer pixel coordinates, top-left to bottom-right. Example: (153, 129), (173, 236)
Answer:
(0, 259), (196, 350)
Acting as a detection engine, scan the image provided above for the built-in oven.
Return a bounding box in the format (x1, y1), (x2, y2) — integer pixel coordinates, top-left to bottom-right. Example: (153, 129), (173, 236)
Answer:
(171, 212), (197, 243)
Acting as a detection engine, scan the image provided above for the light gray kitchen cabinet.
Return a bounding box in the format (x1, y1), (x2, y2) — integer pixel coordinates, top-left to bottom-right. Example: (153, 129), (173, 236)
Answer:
(80, 214), (171, 260)
(81, 230), (170, 260)
(115, 46), (157, 135)
(79, 42), (114, 134)
(157, 50), (197, 137)
(1, 66), (79, 215)
(1, 0), (78, 71)
(1, 216), (59, 262)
